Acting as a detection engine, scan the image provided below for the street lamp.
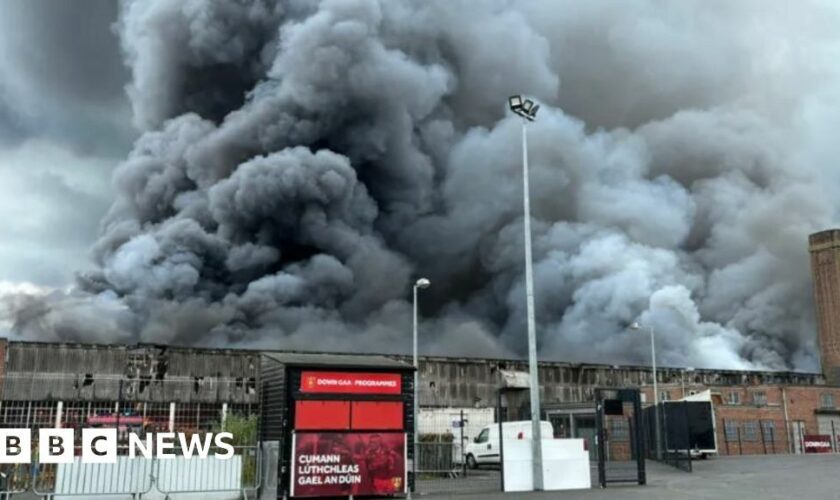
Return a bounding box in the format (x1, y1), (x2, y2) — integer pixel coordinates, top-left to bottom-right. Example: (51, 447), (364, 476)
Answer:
(508, 94), (543, 490)
(412, 277), (430, 491)
(630, 321), (661, 460)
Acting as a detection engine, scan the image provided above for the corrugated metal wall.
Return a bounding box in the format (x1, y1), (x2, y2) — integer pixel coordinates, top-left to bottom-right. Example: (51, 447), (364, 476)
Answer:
(259, 356), (286, 443)
(2, 343), (260, 404)
(0, 341), (826, 409)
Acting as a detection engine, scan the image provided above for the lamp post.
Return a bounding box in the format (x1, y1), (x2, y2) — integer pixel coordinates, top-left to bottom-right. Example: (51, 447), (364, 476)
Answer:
(412, 277), (430, 492)
(508, 95), (543, 490)
(631, 321), (661, 460)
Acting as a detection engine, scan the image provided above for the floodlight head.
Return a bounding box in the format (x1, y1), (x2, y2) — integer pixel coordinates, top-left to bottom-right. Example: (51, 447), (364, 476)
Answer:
(522, 99), (534, 113)
(508, 95), (539, 121)
(415, 278), (431, 289)
(629, 322), (641, 330)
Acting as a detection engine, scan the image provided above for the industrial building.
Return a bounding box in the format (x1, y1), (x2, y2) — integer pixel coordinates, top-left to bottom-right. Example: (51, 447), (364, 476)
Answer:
(0, 340), (260, 432)
(0, 339), (835, 458)
(0, 230), (839, 460)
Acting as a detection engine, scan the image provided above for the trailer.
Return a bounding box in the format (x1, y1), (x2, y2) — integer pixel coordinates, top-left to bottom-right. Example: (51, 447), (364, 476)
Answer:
(260, 352), (414, 498)
(662, 390), (718, 459)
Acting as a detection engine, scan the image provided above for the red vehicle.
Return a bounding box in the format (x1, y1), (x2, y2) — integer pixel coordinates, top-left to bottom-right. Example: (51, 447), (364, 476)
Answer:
(86, 414), (150, 440)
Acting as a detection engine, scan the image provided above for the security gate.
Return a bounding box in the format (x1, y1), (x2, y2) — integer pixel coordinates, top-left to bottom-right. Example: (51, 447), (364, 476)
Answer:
(594, 388), (646, 488)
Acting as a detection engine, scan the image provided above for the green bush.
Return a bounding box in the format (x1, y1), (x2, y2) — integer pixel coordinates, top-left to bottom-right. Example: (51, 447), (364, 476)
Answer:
(212, 414), (259, 486)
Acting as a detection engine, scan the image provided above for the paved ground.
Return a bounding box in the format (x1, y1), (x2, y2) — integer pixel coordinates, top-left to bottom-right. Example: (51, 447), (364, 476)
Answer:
(420, 454), (840, 500)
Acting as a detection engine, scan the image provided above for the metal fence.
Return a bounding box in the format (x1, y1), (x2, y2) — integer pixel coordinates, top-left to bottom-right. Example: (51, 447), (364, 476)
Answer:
(0, 444), (261, 499)
(722, 418), (784, 455)
(414, 408), (501, 495)
(0, 374), (262, 498)
(0, 464), (31, 498)
(642, 401), (693, 472)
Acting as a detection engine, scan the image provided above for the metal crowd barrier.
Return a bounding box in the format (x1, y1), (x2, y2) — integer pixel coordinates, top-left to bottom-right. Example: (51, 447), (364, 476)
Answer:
(0, 464), (31, 499)
(155, 446), (262, 499)
(24, 444), (262, 499)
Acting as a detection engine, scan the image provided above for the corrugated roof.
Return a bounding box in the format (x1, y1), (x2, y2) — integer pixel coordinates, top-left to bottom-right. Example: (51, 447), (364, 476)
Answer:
(262, 352), (413, 370)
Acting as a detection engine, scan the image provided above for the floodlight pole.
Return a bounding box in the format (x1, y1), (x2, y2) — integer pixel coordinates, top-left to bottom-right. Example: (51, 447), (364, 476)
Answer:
(520, 117), (544, 491)
(413, 283), (419, 493)
(412, 278), (429, 495)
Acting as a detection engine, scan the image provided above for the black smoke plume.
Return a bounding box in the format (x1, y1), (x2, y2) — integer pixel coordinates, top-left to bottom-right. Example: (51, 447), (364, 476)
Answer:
(6, 0), (840, 370)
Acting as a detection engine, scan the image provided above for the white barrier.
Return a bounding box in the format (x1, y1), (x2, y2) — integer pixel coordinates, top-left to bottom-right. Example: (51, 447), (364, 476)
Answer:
(52, 456), (243, 500)
(503, 438), (590, 492)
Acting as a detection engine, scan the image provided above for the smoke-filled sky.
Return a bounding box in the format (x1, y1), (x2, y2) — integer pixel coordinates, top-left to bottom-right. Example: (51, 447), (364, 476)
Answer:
(2, 0), (840, 371)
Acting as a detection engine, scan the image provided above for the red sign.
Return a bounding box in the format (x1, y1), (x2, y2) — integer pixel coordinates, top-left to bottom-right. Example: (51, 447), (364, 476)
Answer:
(300, 371), (402, 394)
(804, 435), (832, 453)
(291, 432), (406, 497)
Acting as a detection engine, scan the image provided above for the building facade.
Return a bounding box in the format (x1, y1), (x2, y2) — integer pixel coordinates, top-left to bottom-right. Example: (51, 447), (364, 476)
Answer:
(0, 339), (260, 433)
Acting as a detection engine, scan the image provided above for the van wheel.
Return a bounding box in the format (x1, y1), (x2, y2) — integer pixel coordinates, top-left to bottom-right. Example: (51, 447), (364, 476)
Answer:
(466, 454), (478, 470)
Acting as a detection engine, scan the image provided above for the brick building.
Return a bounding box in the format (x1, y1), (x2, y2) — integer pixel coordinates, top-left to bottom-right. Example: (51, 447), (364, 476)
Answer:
(639, 382), (840, 456)
(810, 229), (840, 384)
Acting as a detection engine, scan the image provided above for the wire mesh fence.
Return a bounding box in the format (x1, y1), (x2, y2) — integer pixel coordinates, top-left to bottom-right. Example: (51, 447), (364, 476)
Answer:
(722, 418), (786, 455)
(0, 374), (262, 498)
(414, 407), (501, 495)
(645, 401), (693, 472)
(0, 440), (261, 498)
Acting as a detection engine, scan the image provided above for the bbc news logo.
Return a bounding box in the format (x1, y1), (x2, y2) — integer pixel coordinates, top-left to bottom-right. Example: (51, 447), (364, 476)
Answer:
(0, 429), (235, 464)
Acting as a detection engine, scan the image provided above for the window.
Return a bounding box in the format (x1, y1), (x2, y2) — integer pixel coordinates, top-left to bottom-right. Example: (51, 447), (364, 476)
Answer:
(761, 421), (776, 442)
(724, 420), (739, 442)
(550, 414), (571, 438)
(659, 391), (669, 402)
(475, 428), (489, 443)
(821, 393), (835, 409)
(728, 392), (741, 405)
(610, 419), (629, 441)
(743, 420), (759, 441)
(752, 391), (767, 406)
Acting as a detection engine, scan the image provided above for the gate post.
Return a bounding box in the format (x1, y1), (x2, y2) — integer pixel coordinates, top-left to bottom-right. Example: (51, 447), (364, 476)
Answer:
(497, 390), (505, 492)
(595, 389), (606, 488)
(760, 421), (768, 455)
(634, 391), (646, 485)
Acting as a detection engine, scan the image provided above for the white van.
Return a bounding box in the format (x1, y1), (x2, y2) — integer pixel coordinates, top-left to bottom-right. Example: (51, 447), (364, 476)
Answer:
(464, 420), (553, 468)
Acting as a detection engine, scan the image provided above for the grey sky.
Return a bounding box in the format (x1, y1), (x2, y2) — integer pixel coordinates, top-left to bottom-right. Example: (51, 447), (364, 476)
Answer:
(0, 0), (134, 287)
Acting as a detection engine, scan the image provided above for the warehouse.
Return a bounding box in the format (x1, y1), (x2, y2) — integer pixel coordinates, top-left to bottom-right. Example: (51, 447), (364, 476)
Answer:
(0, 340), (260, 432)
(0, 336), (835, 459)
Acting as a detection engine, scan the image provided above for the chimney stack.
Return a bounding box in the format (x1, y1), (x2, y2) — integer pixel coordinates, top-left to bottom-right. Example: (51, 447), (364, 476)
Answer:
(809, 229), (840, 384)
